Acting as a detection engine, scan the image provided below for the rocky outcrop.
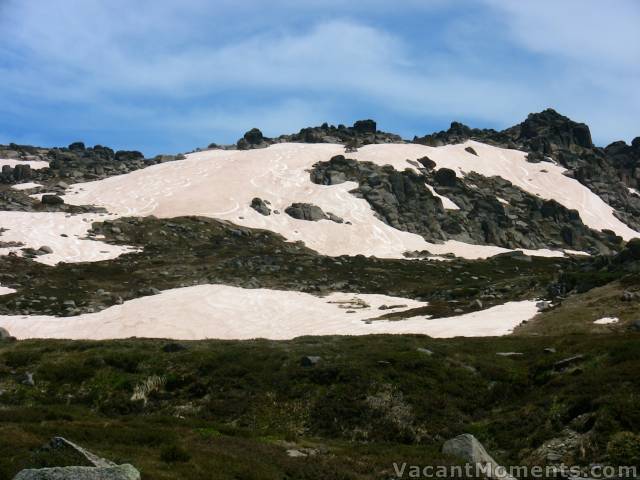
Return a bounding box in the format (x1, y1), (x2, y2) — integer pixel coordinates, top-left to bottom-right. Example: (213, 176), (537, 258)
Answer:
(230, 120), (403, 150)
(41, 195), (64, 206)
(237, 128), (271, 150)
(525, 428), (592, 466)
(442, 434), (514, 480)
(310, 155), (617, 254)
(0, 141), (185, 188)
(605, 138), (640, 192)
(1, 163), (32, 183)
(413, 109), (640, 232)
(0, 189), (102, 214)
(285, 203), (329, 222)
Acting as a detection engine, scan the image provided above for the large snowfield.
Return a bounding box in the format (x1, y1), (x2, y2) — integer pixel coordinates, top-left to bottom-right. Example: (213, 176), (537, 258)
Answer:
(1, 141), (638, 340)
(0, 284), (539, 340)
(56, 141), (638, 261)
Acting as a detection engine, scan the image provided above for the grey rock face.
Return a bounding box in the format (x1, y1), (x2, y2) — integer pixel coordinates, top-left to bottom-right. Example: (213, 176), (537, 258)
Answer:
(0, 326), (11, 339)
(442, 434), (514, 480)
(309, 154), (616, 254)
(413, 108), (640, 233)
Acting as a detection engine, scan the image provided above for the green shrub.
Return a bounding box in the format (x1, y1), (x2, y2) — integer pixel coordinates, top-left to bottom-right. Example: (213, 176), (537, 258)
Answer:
(160, 444), (191, 463)
(3, 349), (42, 368)
(607, 431), (640, 466)
(103, 351), (144, 373)
(37, 359), (95, 383)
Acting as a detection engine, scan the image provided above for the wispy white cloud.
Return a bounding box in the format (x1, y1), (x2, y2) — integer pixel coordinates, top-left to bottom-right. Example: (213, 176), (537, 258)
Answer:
(0, 0), (637, 152)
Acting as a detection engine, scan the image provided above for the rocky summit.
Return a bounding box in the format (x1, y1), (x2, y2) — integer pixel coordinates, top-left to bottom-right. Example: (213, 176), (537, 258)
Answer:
(1, 110), (640, 479)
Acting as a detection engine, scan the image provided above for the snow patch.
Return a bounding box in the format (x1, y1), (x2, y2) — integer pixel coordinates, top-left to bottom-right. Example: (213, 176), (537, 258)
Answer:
(0, 286), (16, 296)
(11, 182), (43, 191)
(593, 317), (619, 325)
(0, 211), (137, 265)
(425, 183), (460, 210)
(0, 284), (539, 340)
(0, 158), (49, 170)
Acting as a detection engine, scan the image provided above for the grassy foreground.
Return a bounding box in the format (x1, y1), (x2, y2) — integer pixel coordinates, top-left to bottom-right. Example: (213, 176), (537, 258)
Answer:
(1, 333), (640, 479)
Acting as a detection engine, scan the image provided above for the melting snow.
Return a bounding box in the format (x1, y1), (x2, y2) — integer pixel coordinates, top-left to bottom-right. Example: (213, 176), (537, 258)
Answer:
(0, 286), (16, 295)
(0, 284), (539, 340)
(425, 183), (460, 210)
(0, 158), (49, 170)
(593, 317), (619, 325)
(11, 182), (43, 191)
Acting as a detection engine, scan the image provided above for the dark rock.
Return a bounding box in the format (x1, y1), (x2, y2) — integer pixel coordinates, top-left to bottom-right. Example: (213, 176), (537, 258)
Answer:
(285, 203), (327, 221)
(325, 212), (344, 224)
(379, 304), (408, 310)
(417, 156), (436, 169)
(243, 128), (265, 145)
(138, 287), (161, 296)
(114, 151), (144, 162)
(300, 356), (321, 367)
(68, 142), (86, 151)
(526, 152), (544, 163)
(464, 146), (478, 156)
(250, 198), (271, 216)
(434, 168), (457, 187)
(41, 195), (64, 206)
(627, 239), (640, 260)
(352, 119), (376, 134)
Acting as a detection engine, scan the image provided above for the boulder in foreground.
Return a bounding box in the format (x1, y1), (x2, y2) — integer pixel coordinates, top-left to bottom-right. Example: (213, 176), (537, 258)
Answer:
(13, 437), (140, 480)
(14, 464), (140, 480)
(442, 434), (514, 480)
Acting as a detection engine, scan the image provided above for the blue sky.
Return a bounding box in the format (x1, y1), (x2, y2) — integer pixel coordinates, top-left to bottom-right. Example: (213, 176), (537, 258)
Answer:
(0, 0), (638, 156)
